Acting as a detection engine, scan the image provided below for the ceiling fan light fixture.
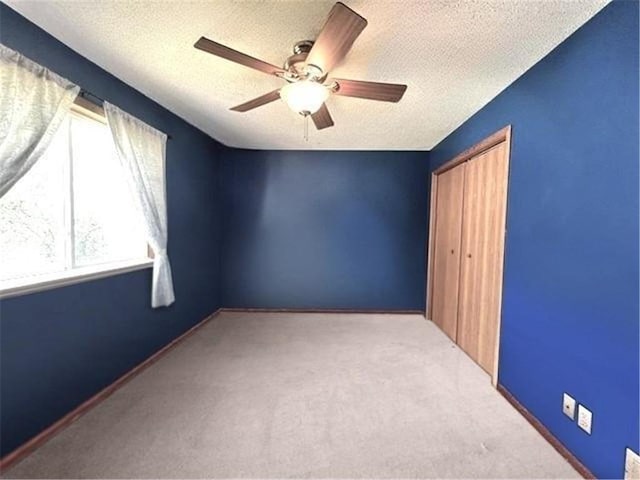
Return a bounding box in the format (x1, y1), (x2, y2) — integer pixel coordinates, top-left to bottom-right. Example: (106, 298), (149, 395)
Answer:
(197, 2), (407, 131)
(280, 80), (329, 115)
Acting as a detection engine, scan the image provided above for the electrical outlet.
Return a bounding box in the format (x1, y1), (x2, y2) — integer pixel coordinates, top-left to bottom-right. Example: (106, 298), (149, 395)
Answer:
(577, 404), (592, 434)
(625, 448), (640, 480)
(562, 393), (576, 419)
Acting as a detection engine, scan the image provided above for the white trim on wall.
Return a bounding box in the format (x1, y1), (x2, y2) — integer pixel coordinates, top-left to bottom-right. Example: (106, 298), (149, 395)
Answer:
(0, 257), (153, 299)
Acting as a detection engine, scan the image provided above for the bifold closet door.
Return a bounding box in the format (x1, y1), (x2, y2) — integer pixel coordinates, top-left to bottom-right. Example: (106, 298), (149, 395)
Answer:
(430, 163), (465, 341)
(456, 143), (509, 374)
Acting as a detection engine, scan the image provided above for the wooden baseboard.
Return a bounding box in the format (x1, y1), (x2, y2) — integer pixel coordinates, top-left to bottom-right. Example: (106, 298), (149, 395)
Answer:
(0, 308), (223, 473)
(221, 307), (425, 315)
(497, 384), (595, 479)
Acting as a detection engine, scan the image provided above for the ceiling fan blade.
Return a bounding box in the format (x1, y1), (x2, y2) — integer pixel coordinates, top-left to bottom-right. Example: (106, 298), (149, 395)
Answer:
(332, 78), (407, 102)
(305, 2), (367, 75)
(311, 103), (334, 130)
(230, 89), (281, 112)
(195, 37), (284, 76)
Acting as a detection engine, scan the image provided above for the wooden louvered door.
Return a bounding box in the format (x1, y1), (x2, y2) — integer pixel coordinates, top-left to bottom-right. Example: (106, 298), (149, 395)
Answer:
(427, 127), (511, 383)
(456, 142), (509, 375)
(429, 163), (465, 341)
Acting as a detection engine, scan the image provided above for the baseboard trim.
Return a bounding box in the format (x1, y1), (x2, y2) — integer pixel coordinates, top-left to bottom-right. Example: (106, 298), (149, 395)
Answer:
(497, 384), (595, 479)
(0, 308), (223, 473)
(221, 307), (425, 315)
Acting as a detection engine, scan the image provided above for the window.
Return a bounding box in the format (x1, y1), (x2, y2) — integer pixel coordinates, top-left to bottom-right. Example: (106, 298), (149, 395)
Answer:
(0, 102), (151, 297)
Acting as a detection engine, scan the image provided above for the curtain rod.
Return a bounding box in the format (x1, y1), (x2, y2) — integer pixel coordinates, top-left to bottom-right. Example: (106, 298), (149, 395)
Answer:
(78, 90), (172, 140)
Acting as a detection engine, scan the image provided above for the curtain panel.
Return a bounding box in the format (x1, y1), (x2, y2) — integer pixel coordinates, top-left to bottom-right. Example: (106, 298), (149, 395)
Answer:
(0, 43), (79, 198)
(104, 102), (174, 308)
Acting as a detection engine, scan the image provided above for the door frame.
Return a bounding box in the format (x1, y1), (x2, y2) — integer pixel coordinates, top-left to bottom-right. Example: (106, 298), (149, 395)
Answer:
(425, 125), (512, 386)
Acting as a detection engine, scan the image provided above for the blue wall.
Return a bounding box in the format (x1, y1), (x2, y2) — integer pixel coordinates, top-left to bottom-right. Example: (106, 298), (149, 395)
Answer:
(0, 4), (223, 456)
(430, 2), (639, 478)
(220, 149), (430, 310)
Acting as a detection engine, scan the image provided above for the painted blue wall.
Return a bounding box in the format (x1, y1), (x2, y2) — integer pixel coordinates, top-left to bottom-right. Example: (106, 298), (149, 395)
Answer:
(0, 5), (223, 456)
(220, 149), (430, 310)
(430, 2), (639, 478)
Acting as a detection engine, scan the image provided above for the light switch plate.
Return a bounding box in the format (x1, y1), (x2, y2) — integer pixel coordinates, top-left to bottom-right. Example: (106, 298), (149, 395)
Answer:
(562, 393), (576, 419)
(625, 448), (640, 480)
(577, 404), (592, 434)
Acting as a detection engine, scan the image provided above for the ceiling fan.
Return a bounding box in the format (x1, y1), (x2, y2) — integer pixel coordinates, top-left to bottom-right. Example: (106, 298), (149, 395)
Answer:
(194, 2), (407, 130)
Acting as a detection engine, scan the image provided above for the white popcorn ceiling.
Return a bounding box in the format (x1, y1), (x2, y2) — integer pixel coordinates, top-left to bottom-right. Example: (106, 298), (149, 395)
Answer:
(4, 0), (609, 150)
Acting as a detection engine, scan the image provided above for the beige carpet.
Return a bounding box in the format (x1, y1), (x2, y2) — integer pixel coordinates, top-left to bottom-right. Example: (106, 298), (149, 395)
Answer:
(3, 312), (579, 479)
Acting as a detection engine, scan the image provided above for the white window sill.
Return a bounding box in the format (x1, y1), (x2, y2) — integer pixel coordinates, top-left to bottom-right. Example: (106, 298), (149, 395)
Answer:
(0, 258), (154, 300)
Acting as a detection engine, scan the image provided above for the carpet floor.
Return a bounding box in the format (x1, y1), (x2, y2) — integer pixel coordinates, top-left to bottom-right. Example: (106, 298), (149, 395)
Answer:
(3, 312), (579, 479)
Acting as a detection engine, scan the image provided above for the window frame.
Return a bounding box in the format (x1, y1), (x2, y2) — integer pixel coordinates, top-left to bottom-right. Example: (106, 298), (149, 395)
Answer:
(0, 98), (153, 300)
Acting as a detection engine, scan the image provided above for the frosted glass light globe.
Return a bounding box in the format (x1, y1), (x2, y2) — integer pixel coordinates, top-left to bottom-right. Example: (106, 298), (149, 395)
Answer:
(280, 80), (330, 115)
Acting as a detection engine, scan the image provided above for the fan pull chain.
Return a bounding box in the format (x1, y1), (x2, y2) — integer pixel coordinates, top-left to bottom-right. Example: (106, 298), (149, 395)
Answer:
(303, 114), (309, 142)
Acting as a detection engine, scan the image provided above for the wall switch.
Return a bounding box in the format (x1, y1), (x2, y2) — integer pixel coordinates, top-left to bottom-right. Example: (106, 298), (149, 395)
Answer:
(625, 448), (640, 480)
(577, 404), (592, 434)
(562, 393), (576, 419)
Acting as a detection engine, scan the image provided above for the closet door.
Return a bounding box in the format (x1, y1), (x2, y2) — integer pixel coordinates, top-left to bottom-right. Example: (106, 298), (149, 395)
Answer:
(430, 163), (465, 341)
(457, 143), (509, 374)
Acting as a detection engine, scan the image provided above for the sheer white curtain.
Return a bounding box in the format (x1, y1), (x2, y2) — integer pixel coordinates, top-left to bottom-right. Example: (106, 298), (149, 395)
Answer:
(0, 44), (79, 198)
(104, 102), (174, 308)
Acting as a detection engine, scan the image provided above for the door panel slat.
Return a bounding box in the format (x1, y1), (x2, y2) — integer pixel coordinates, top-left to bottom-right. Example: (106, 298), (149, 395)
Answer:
(457, 143), (509, 374)
(430, 164), (465, 341)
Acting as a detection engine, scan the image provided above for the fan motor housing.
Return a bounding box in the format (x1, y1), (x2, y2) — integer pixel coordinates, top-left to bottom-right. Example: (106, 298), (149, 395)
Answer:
(284, 41), (325, 81)
(293, 40), (314, 55)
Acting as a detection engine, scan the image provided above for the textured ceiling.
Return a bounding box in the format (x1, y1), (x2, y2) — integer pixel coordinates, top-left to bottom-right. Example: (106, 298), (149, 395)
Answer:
(4, 0), (608, 150)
